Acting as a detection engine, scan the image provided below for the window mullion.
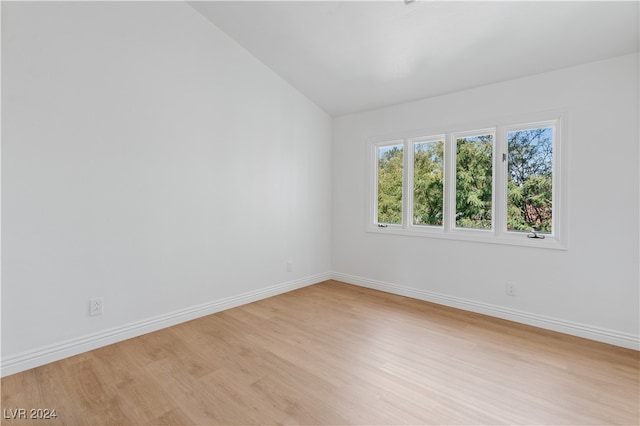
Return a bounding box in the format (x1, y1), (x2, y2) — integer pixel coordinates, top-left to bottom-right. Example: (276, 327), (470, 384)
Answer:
(443, 133), (454, 233)
(495, 127), (506, 237)
(403, 138), (411, 229)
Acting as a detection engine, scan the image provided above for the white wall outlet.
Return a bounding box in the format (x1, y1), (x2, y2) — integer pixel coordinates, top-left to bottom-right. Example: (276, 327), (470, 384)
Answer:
(89, 297), (103, 316)
(506, 282), (516, 296)
(286, 261), (293, 272)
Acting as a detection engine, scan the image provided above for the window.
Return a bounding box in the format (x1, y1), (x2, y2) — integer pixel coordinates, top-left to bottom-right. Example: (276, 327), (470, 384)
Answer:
(375, 142), (404, 225)
(506, 125), (554, 234)
(368, 114), (566, 249)
(412, 137), (444, 227)
(454, 131), (494, 230)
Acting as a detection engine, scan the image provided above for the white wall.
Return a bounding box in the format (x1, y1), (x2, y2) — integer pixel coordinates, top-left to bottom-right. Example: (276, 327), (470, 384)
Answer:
(1, 1), (332, 373)
(332, 54), (639, 348)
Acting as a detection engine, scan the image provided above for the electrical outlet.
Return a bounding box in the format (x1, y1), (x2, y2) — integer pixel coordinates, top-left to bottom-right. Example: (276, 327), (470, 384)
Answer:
(286, 261), (293, 272)
(89, 297), (103, 316)
(506, 282), (516, 296)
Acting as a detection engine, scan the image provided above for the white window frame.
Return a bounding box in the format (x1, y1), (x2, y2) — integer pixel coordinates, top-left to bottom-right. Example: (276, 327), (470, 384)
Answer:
(366, 111), (568, 250)
(450, 128), (496, 235)
(497, 119), (565, 247)
(370, 140), (405, 229)
(407, 135), (446, 234)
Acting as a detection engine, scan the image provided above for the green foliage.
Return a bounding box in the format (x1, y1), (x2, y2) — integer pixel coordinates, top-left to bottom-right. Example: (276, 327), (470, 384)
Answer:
(456, 136), (493, 229)
(507, 128), (553, 233)
(377, 145), (403, 224)
(413, 141), (444, 226)
(374, 128), (553, 233)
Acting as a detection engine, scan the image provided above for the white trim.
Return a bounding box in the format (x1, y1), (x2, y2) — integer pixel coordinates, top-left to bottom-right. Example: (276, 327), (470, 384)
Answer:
(3, 271), (636, 377)
(0, 272), (331, 377)
(332, 272), (640, 351)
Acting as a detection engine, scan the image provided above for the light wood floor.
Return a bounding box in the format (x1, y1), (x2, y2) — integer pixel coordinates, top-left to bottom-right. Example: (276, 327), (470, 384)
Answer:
(2, 280), (638, 425)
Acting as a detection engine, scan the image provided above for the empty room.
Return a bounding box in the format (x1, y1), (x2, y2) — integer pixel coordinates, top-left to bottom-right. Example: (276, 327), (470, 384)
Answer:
(1, 1), (639, 425)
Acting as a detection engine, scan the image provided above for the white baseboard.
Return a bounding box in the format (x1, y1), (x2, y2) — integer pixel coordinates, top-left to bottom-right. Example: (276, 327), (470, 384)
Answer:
(3, 270), (636, 377)
(1, 272), (331, 377)
(331, 272), (640, 351)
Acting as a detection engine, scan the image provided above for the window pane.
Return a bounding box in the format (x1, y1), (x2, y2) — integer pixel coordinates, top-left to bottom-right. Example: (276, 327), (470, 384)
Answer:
(507, 127), (553, 233)
(413, 140), (444, 226)
(377, 144), (403, 224)
(456, 135), (493, 229)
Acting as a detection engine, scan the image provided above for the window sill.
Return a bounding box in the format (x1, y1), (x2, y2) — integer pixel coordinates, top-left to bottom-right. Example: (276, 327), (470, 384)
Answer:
(366, 225), (567, 250)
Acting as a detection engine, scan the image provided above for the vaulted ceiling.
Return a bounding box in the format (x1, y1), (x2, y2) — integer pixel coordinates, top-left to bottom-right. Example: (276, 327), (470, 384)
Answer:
(189, 1), (639, 117)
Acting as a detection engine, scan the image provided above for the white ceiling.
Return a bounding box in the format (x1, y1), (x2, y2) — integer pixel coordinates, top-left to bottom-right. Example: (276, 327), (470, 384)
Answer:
(189, 1), (639, 117)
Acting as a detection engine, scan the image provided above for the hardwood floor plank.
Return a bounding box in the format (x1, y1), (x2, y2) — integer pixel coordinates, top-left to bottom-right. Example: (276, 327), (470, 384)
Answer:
(2, 280), (638, 425)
